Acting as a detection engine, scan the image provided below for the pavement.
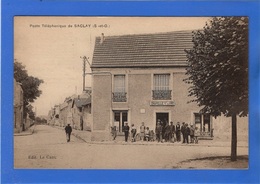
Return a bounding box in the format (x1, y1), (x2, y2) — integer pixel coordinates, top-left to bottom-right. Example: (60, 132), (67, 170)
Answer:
(15, 124), (248, 148)
(14, 125), (36, 136)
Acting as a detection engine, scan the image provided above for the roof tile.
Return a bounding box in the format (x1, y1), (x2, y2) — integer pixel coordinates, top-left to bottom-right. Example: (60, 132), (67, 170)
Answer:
(91, 31), (193, 68)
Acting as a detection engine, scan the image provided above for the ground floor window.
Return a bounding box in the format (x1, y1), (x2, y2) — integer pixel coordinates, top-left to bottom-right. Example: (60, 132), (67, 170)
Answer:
(113, 110), (128, 133)
(194, 113), (212, 137)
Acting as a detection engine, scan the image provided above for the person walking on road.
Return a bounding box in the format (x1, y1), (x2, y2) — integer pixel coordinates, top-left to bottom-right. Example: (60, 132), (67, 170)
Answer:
(65, 124), (72, 142)
(123, 123), (130, 142)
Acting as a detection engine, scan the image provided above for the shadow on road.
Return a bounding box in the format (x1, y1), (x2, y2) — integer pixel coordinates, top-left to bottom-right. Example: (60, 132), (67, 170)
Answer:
(173, 155), (248, 169)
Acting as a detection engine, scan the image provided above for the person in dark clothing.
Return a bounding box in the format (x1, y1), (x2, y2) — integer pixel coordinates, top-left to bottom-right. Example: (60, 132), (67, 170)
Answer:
(131, 124), (137, 142)
(176, 122), (181, 142)
(164, 123), (170, 142)
(181, 122), (186, 143)
(184, 123), (190, 144)
(123, 123), (130, 142)
(169, 121), (176, 142)
(65, 124), (72, 142)
(161, 119), (167, 140)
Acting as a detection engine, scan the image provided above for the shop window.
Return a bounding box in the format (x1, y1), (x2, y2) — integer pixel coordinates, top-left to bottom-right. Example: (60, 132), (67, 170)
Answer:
(194, 113), (212, 136)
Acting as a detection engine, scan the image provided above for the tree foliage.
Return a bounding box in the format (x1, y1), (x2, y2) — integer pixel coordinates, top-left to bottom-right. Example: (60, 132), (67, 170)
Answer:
(185, 17), (248, 118)
(14, 61), (44, 116)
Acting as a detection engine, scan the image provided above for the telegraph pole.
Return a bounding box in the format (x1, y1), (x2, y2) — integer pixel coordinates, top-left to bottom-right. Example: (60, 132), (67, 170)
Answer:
(80, 56), (91, 92)
(82, 56), (86, 91)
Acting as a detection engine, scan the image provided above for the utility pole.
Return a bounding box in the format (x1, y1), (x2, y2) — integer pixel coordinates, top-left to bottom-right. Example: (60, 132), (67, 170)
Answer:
(80, 56), (91, 92)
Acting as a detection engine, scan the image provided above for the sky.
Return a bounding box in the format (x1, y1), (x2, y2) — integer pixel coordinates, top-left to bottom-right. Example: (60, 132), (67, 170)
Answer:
(14, 17), (211, 116)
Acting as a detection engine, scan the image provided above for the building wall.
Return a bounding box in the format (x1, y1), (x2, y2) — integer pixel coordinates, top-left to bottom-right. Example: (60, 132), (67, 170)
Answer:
(59, 106), (68, 127)
(91, 74), (112, 141)
(91, 67), (248, 141)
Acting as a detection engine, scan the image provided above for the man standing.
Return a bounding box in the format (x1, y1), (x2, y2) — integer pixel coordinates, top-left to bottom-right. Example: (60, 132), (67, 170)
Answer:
(65, 124), (72, 142)
(181, 122), (186, 143)
(131, 124), (137, 142)
(155, 121), (162, 143)
(189, 124), (195, 143)
(123, 123), (130, 142)
(176, 122), (181, 142)
(140, 122), (145, 141)
(184, 123), (190, 144)
(169, 121), (176, 142)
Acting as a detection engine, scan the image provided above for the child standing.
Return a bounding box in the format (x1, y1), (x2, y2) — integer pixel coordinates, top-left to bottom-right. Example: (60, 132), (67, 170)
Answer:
(149, 130), (155, 141)
(145, 127), (150, 142)
(111, 126), (117, 140)
(131, 124), (137, 142)
(194, 126), (200, 144)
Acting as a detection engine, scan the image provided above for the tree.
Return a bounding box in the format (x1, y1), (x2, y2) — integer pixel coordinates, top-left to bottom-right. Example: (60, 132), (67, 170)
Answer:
(185, 17), (248, 161)
(14, 61), (44, 119)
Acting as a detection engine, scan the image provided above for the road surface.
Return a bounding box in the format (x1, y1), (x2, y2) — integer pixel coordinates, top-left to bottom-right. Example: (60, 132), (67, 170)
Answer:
(14, 125), (248, 169)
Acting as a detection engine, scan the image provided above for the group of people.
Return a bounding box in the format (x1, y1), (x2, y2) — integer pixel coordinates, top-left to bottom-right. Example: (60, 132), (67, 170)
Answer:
(111, 120), (200, 144)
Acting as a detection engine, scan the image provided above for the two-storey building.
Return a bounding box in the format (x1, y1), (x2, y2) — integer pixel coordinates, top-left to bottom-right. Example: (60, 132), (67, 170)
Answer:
(90, 31), (248, 141)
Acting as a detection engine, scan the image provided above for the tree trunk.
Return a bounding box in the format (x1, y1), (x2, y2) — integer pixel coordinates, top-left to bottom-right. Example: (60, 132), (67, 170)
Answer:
(231, 114), (237, 161)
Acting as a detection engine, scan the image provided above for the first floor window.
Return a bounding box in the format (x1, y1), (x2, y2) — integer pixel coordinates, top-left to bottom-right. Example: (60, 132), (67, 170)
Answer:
(113, 75), (127, 102)
(153, 74), (171, 100)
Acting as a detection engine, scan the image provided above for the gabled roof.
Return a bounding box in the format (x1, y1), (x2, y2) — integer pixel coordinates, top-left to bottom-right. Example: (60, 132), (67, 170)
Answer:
(72, 97), (91, 108)
(91, 30), (193, 68)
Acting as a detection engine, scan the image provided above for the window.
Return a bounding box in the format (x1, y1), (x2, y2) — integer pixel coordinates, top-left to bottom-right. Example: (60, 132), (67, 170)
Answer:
(113, 75), (127, 102)
(194, 113), (212, 136)
(153, 74), (171, 100)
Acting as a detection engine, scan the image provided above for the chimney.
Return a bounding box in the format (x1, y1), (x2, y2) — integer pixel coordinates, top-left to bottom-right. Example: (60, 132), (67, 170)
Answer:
(100, 33), (105, 44)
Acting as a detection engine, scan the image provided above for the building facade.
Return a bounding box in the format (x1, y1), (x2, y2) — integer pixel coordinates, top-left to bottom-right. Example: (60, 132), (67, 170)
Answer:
(90, 31), (248, 141)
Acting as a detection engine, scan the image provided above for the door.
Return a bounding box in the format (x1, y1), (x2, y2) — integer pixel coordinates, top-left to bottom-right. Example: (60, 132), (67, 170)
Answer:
(113, 111), (128, 133)
(156, 113), (169, 139)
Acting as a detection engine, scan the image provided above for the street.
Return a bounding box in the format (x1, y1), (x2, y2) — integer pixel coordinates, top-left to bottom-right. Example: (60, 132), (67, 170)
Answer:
(14, 125), (248, 169)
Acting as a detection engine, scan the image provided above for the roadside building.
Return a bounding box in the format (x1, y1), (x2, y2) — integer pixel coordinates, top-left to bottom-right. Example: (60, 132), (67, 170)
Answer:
(47, 107), (55, 125)
(59, 101), (69, 127)
(90, 31), (248, 141)
(71, 95), (92, 131)
(14, 79), (23, 133)
(53, 105), (60, 126)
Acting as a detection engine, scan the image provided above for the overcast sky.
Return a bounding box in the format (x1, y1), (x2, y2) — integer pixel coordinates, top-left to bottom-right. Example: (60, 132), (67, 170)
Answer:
(14, 17), (211, 116)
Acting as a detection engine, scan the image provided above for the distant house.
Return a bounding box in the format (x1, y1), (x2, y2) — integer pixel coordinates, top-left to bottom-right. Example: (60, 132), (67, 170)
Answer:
(59, 101), (69, 127)
(71, 95), (92, 131)
(90, 31), (248, 141)
(14, 79), (23, 133)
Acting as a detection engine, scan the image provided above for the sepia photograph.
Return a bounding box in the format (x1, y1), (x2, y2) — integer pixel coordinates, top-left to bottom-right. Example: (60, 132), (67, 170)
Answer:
(14, 16), (248, 169)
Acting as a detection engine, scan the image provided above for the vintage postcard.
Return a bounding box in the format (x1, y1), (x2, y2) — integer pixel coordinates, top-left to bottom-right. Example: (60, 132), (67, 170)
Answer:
(14, 16), (248, 170)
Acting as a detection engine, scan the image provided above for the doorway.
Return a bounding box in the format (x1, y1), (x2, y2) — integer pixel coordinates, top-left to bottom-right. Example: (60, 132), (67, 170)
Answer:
(156, 113), (169, 125)
(156, 112), (169, 139)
